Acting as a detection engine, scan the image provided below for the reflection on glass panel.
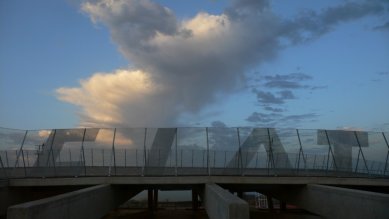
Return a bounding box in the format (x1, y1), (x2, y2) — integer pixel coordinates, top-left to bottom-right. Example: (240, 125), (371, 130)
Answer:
(298, 129), (330, 171)
(359, 132), (388, 175)
(0, 128), (26, 168)
(325, 130), (362, 172)
(177, 128), (207, 169)
(83, 128), (114, 167)
(239, 128), (269, 171)
(18, 130), (52, 168)
(115, 128), (146, 168)
(2, 127), (389, 178)
(53, 129), (85, 166)
(144, 128), (176, 175)
(208, 127), (239, 168)
(0, 128), (26, 150)
(271, 129), (300, 169)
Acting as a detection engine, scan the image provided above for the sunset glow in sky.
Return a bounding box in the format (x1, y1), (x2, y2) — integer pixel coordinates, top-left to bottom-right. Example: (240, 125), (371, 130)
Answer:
(1, 0), (388, 131)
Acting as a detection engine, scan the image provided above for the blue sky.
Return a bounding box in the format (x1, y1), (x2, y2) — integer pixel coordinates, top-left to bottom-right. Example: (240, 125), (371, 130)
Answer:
(0, 0), (388, 131)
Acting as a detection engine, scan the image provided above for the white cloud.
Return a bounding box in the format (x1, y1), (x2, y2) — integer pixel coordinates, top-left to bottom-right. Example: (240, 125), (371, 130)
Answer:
(57, 69), (165, 127)
(56, 0), (387, 128)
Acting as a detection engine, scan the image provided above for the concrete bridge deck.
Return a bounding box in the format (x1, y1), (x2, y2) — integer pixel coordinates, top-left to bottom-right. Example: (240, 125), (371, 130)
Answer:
(7, 176), (389, 187)
(1, 127), (389, 218)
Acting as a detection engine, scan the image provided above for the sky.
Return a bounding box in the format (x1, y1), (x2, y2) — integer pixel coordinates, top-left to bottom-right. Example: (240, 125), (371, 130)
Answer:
(0, 0), (388, 131)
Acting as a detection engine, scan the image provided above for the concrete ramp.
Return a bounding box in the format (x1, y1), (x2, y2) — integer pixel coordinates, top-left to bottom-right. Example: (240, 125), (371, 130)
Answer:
(7, 184), (140, 219)
(203, 183), (249, 219)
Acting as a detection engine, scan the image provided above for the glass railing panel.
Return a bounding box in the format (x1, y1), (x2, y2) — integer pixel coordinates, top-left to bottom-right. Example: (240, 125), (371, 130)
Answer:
(82, 128), (114, 176)
(271, 129), (301, 173)
(358, 132), (388, 176)
(176, 128), (207, 175)
(298, 129), (332, 175)
(326, 130), (366, 175)
(53, 129), (86, 177)
(385, 132), (389, 176)
(208, 127), (240, 175)
(114, 128), (146, 176)
(144, 128), (176, 176)
(14, 130), (53, 177)
(238, 128), (270, 176)
(0, 128), (26, 176)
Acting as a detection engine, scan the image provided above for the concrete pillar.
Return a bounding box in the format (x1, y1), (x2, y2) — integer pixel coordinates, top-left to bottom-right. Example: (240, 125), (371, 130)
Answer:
(147, 189), (158, 211)
(148, 189), (153, 211)
(192, 189), (199, 210)
(269, 184), (389, 219)
(266, 195), (273, 210)
(153, 189), (158, 211)
(7, 184), (140, 219)
(203, 184), (249, 219)
(280, 201), (287, 210)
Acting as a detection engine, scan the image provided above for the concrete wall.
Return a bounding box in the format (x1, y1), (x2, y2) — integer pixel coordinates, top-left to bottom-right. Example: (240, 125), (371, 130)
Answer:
(7, 184), (140, 219)
(203, 183), (249, 219)
(269, 184), (389, 219)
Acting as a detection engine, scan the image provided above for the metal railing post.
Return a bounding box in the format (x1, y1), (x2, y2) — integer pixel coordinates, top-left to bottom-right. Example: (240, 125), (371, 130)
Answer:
(206, 127), (210, 176)
(111, 128), (117, 176)
(266, 128), (275, 175)
(15, 130), (28, 177)
(382, 132), (389, 175)
(296, 129), (306, 174)
(80, 128), (87, 176)
(324, 130), (338, 174)
(0, 152), (7, 178)
(175, 128), (178, 176)
(142, 128), (147, 176)
(237, 128), (243, 176)
(354, 131), (369, 175)
(46, 129), (57, 177)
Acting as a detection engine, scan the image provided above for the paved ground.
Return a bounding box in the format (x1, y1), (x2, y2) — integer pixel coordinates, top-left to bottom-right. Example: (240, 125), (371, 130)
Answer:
(102, 208), (319, 219)
(103, 208), (209, 219)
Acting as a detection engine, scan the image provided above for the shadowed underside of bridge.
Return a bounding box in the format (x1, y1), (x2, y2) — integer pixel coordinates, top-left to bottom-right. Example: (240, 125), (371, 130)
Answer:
(2, 176), (389, 219)
(1, 127), (389, 218)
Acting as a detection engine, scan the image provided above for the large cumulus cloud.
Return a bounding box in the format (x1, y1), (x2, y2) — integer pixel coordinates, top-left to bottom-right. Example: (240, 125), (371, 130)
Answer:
(57, 0), (387, 127)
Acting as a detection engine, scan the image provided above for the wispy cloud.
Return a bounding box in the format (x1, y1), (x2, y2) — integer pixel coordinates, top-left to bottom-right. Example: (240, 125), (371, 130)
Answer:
(373, 21), (389, 31)
(253, 90), (295, 105)
(246, 112), (318, 127)
(247, 71), (325, 127)
(264, 106), (284, 113)
(371, 71), (389, 82)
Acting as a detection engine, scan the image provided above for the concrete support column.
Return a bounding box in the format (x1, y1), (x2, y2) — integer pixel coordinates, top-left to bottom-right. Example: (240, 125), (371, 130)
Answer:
(7, 184), (140, 219)
(147, 188), (158, 211)
(153, 189), (158, 211)
(148, 189), (153, 211)
(266, 195), (273, 210)
(192, 189), (199, 211)
(280, 201), (287, 211)
(203, 184), (249, 219)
